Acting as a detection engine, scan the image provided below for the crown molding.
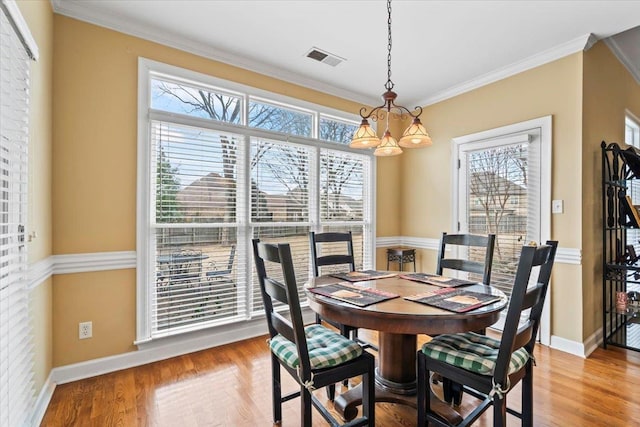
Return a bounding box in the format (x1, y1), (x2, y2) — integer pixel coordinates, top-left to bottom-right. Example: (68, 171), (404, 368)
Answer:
(49, 0), (378, 107)
(604, 37), (640, 86)
(417, 33), (599, 107)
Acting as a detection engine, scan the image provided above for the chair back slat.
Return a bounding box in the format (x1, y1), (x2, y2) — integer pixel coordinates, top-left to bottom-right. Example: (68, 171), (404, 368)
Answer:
(310, 231), (355, 277)
(436, 232), (496, 285)
(271, 313), (296, 343)
(521, 283), (545, 311)
(512, 322), (535, 351)
(252, 238), (313, 378)
(313, 232), (353, 243)
(439, 259), (486, 276)
(264, 278), (289, 305)
(316, 254), (354, 268)
(493, 241), (558, 383)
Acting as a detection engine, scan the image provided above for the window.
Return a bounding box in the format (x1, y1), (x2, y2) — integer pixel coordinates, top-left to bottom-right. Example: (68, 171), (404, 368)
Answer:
(138, 59), (374, 342)
(0, 1), (37, 425)
(453, 117), (551, 332)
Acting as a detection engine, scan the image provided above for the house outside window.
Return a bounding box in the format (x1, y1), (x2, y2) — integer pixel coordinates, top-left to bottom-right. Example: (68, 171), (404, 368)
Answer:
(137, 59), (374, 342)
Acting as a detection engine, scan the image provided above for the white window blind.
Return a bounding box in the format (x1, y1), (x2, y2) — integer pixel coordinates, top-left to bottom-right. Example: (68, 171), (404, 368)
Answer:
(150, 120), (245, 337)
(0, 2), (35, 425)
(459, 133), (540, 299)
(319, 148), (371, 271)
(251, 138), (311, 314)
(138, 59), (374, 342)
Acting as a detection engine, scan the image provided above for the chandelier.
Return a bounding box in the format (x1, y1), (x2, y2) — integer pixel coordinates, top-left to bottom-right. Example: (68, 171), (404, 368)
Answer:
(350, 0), (432, 157)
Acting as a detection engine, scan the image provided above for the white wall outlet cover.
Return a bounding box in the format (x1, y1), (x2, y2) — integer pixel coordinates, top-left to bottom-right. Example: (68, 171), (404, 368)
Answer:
(552, 199), (564, 214)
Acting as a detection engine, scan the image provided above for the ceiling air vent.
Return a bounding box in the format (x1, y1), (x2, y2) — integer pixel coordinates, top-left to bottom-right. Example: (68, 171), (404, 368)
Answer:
(305, 47), (345, 67)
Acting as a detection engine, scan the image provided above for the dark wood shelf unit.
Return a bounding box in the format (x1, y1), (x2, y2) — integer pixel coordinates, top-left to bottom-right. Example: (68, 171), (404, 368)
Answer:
(602, 141), (640, 351)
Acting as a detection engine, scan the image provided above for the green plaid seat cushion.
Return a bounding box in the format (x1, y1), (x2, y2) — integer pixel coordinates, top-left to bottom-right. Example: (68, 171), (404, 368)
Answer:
(270, 324), (363, 370)
(421, 332), (530, 376)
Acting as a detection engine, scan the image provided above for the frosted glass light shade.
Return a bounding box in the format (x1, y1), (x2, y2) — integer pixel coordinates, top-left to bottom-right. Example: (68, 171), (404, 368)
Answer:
(374, 129), (402, 156)
(350, 119), (381, 148)
(398, 118), (433, 148)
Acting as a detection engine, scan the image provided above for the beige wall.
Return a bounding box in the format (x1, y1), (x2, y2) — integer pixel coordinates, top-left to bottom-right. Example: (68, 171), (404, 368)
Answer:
(583, 42), (640, 339)
(51, 15), (366, 365)
(18, 0), (54, 394)
(40, 8), (640, 370)
(398, 53), (585, 342)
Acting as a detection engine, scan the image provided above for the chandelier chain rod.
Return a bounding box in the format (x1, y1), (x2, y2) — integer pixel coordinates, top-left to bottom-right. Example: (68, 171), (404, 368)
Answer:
(386, 0), (393, 91)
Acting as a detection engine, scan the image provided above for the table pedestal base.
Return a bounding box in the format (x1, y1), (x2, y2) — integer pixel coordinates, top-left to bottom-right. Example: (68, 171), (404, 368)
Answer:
(333, 332), (462, 425)
(333, 383), (462, 425)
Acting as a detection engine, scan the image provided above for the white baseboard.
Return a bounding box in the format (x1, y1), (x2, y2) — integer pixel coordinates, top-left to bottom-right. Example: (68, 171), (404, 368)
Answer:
(583, 327), (603, 357)
(550, 335), (586, 357)
(52, 319), (267, 384)
(549, 329), (603, 358)
(51, 310), (314, 385)
(31, 372), (56, 427)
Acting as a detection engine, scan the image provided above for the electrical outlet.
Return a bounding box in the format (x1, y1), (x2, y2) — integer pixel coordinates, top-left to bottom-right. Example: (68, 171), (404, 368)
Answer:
(79, 321), (92, 339)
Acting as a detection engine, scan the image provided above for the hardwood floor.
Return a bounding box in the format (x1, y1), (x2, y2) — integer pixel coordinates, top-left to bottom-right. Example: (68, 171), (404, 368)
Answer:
(41, 331), (640, 426)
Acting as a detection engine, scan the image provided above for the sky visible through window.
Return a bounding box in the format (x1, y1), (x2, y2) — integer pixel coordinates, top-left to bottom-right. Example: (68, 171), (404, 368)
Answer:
(151, 77), (361, 198)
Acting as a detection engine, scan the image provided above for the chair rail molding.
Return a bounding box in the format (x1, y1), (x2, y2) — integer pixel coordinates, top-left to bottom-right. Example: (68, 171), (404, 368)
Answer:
(53, 251), (137, 274)
(28, 256), (54, 290)
(26, 243), (580, 292)
(376, 236), (581, 265)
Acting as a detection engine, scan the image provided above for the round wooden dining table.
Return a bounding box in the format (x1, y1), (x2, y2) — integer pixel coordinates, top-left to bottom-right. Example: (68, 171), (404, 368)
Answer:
(305, 274), (507, 422)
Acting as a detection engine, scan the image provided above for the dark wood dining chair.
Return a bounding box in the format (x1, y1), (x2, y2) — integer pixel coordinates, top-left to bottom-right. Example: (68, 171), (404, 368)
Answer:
(309, 231), (358, 337)
(436, 232), (496, 286)
(435, 232), (496, 404)
(252, 238), (375, 427)
(417, 240), (558, 427)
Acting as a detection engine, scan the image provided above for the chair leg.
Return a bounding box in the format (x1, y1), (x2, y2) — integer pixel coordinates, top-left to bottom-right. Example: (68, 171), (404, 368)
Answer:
(315, 313), (322, 325)
(417, 352), (428, 426)
(362, 356), (375, 426)
(325, 383), (336, 401)
(271, 355), (282, 424)
(339, 324), (351, 387)
(301, 386), (312, 427)
(450, 381), (463, 406)
(522, 363), (534, 427)
(493, 395), (507, 427)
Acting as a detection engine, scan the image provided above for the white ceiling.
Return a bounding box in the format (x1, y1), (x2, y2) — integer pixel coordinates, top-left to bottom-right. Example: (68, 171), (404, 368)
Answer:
(52, 0), (640, 107)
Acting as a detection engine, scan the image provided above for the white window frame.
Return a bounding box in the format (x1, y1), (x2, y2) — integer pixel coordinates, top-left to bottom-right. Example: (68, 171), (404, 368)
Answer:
(451, 116), (552, 344)
(136, 58), (376, 345)
(627, 112), (640, 147)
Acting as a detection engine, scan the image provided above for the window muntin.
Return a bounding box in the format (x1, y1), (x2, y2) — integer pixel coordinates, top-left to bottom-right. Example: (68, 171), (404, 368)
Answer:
(151, 77), (242, 124)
